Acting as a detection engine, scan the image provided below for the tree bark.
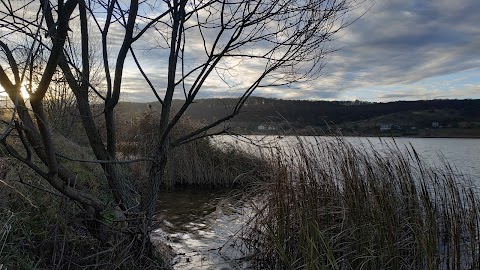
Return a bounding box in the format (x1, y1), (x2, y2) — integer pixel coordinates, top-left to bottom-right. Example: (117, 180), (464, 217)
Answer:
(58, 59), (139, 213)
(142, 145), (169, 224)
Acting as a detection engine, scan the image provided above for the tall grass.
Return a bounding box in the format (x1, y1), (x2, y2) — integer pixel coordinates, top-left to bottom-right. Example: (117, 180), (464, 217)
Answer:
(126, 134), (267, 188)
(242, 137), (480, 269)
(121, 114), (267, 188)
(162, 138), (267, 187)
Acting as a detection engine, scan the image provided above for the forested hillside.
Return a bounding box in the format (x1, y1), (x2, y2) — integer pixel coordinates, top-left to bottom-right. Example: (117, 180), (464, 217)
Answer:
(117, 97), (480, 136)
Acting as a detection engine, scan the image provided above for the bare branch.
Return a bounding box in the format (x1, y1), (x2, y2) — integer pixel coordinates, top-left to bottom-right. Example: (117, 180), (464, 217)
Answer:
(129, 47), (164, 105)
(1, 139), (105, 211)
(32, 0), (79, 102)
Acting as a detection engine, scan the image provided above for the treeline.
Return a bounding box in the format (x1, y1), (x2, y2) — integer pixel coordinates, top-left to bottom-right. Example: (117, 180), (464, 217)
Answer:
(118, 97), (480, 129)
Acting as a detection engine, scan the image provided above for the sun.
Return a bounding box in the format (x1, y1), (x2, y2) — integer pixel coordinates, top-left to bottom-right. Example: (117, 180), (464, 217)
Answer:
(20, 84), (31, 99)
(0, 84), (32, 101)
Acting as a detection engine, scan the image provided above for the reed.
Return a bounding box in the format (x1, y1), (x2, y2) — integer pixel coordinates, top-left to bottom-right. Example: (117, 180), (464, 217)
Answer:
(162, 138), (267, 187)
(242, 136), (480, 269)
(122, 115), (268, 188)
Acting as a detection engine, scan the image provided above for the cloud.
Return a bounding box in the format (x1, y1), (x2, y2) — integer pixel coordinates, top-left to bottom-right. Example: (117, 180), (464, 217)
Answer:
(375, 83), (480, 101)
(3, 0), (478, 103)
(305, 0), (480, 100)
(122, 0), (480, 102)
(333, 68), (480, 102)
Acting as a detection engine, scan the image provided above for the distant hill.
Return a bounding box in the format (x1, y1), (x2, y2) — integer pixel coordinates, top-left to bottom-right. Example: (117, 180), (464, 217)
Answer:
(116, 97), (480, 137)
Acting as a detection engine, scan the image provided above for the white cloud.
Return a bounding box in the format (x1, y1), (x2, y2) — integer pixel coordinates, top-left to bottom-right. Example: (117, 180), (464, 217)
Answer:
(2, 0), (479, 102)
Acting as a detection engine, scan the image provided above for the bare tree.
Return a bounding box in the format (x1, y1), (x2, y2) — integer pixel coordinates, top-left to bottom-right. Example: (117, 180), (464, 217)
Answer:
(0, 0), (361, 262)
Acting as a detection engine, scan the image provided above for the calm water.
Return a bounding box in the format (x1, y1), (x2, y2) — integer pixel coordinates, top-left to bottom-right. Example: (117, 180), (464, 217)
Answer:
(151, 189), (253, 269)
(333, 136), (479, 179)
(215, 136), (480, 179)
(153, 136), (480, 269)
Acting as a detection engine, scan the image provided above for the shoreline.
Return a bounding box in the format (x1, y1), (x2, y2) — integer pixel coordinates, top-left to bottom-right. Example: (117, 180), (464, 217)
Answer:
(233, 133), (480, 139)
(233, 127), (480, 139)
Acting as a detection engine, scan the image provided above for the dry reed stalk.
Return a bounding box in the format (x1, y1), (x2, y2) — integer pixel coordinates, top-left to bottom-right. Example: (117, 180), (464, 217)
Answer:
(241, 136), (480, 270)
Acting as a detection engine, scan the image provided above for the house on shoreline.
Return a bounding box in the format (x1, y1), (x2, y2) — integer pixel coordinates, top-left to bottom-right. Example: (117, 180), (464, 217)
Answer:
(379, 124), (402, 132)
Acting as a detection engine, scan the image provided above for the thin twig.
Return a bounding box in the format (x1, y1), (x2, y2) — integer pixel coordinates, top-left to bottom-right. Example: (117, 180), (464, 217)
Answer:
(0, 179), (38, 208)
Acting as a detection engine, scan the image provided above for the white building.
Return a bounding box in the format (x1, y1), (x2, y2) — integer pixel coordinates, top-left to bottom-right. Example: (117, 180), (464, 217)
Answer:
(258, 124), (277, 131)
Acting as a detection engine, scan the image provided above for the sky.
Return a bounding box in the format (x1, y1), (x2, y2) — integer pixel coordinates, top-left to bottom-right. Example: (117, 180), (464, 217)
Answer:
(1, 0), (479, 103)
(315, 0), (480, 102)
(118, 0), (480, 102)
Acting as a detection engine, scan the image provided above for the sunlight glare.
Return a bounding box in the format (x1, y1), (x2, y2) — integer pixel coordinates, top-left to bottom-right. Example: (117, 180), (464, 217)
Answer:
(20, 85), (30, 99)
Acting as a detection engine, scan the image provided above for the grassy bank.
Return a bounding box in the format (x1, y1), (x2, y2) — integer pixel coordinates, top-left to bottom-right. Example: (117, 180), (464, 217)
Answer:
(242, 137), (480, 269)
(0, 123), (265, 268)
(0, 135), (114, 269)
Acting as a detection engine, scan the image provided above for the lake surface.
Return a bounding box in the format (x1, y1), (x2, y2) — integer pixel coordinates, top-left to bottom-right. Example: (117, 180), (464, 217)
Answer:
(216, 136), (480, 179)
(152, 136), (480, 269)
(344, 137), (480, 178)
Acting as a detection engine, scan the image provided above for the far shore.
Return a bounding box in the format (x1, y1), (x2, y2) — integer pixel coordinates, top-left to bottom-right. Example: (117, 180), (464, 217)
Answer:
(235, 127), (480, 139)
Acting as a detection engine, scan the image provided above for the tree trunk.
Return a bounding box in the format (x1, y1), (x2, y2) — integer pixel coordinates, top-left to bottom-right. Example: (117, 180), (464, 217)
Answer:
(58, 59), (139, 213)
(142, 144), (169, 226)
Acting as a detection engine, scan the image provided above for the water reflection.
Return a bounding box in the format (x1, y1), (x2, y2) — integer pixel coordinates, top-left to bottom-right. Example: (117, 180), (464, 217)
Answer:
(151, 189), (253, 270)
